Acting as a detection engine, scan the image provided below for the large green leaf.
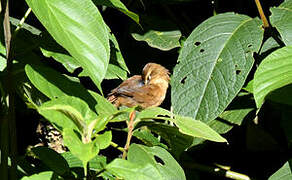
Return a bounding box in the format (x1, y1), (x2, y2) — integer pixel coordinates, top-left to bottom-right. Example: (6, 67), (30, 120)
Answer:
(92, 0), (139, 24)
(171, 13), (263, 122)
(270, 0), (292, 46)
(25, 64), (116, 115)
(26, 0), (110, 92)
(173, 115), (227, 143)
(127, 144), (186, 180)
(254, 46), (292, 108)
(268, 161), (292, 180)
(79, 28), (129, 80)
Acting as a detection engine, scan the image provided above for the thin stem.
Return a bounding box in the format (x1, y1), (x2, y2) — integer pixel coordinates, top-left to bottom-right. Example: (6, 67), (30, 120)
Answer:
(122, 110), (136, 159)
(254, 0), (269, 28)
(184, 162), (251, 180)
(110, 142), (125, 153)
(14, 7), (32, 33)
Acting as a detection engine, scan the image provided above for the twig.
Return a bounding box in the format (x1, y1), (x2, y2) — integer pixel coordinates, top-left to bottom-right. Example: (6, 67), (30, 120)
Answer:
(184, 162), (251, 180)
(110, 142), (125, 153)
(14, 7), (32, 33)
(254, 0), (269, 28)
(122, 110), (136, 159)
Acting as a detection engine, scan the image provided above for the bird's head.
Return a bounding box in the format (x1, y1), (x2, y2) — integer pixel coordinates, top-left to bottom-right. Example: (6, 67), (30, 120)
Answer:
(142, 63), (170, 85)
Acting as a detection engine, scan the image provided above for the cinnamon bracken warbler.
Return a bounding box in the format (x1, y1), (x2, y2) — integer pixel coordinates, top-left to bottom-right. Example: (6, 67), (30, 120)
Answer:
(107, 63), (170, 109)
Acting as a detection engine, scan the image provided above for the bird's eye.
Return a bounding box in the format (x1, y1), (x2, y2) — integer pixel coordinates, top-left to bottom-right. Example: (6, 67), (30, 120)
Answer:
(145, 74), (151, 84)
(148, 75), (151, 81)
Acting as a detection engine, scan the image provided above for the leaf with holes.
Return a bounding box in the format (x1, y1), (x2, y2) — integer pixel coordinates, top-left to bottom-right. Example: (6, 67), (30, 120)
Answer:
(127, 144), (186, 180)
(270, 0), (292, 46)
(254, 46), (292, 108)
(26, 0), (109, 93)
(171, 13), (263, 122)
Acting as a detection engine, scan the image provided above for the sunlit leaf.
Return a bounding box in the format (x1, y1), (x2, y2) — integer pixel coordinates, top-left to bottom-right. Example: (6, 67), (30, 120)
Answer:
(172, 13), (263, 122)
(270, 0), (292, 46)
(254, 46), (292, 107)
(26, 0), (110, 92)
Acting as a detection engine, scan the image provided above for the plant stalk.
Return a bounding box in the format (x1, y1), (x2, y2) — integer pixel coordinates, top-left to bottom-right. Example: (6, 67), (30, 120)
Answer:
(2, 0), (17, 179)
(122, 110), (136, 159)
(254, 0), (269, 28)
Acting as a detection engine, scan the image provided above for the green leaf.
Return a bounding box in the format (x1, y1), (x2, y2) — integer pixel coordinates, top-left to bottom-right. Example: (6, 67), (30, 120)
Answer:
(26, 0), (110, 93)
(136, 107), (226, 144)
(31, 147), (70, 175)
(131, 16), (181, 51)
(63, 128), (99, 172)
(62, 152), (106, 170)
(137, 121), (193, 158)
(89, 90), (117, 116)
(136, 107), (172, 120)
(212, 108), (253, 133)
(92, 0), (139, 24)
(105, 64), (128, 80)
(21, 172), (54, 180)
(127, 144), (186, 180)
(268, 161), (292, 180)
(173, 115), (227, 143)
(171, 13), (263, 122)
(62, 152), (111, 179)
(270, 0), (292, 46)
(106, 159), (159, 180)
(38, 96), (98, 132)
(254, 46), (292, 108)
(133, 128), (168, 149)
(80, 28), (129, 80)
(95, 131), (112, 149)
(25, 64), (116, 115)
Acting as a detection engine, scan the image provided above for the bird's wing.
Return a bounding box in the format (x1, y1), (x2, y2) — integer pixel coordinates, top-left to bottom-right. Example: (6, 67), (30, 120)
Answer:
(108, 75), (144, 97)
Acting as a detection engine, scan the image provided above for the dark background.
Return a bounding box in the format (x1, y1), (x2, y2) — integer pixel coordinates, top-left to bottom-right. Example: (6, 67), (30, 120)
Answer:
(11, 0), (288, 179)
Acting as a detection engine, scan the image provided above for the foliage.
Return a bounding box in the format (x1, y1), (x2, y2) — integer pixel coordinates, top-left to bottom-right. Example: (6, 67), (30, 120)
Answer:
(0, 0), (292, 179)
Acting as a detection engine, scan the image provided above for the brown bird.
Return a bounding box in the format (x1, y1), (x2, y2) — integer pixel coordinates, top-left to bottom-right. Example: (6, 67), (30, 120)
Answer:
(107, 63), (170, 109)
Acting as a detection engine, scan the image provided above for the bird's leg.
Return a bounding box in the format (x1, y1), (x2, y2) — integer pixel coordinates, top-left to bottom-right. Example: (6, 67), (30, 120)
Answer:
(122, 110), (136, 159)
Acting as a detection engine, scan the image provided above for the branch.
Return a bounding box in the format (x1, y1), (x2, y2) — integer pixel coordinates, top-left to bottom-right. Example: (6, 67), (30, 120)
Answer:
(122, 110), (136, 159)
(254, 0), (269, 28)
